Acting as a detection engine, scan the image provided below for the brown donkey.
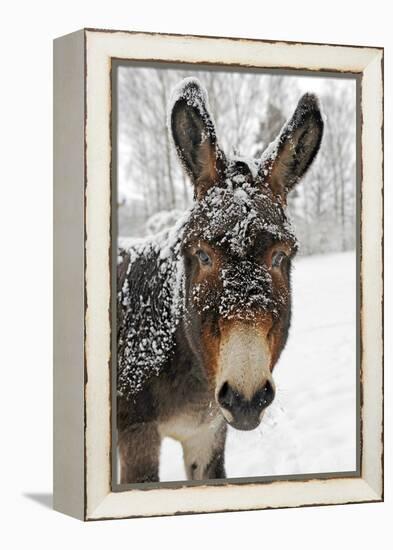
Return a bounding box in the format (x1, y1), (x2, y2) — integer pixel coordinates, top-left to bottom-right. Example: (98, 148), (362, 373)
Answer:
(117, 78), (324, 483)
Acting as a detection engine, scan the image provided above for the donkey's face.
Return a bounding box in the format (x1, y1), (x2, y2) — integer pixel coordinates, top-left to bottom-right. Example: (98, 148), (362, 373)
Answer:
(171, 78), (323, 430)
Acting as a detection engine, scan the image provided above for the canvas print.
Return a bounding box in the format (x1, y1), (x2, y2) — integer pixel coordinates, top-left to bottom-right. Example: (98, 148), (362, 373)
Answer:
(114, 64), (357, 486)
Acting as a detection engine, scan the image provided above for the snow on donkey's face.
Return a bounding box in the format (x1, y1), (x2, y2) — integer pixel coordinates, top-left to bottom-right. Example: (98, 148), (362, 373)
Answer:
(170, 78), (324, 431)
(183, 179), (297, 321)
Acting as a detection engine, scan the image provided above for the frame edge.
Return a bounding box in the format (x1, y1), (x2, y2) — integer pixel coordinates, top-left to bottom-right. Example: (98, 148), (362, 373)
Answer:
(53, 29), (86, 521)
(83, 29), (384, 520)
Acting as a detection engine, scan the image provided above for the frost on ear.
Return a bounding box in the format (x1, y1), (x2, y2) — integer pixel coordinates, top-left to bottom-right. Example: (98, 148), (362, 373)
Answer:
(259, 93), (324, 201)
(169, 77), (226, 200)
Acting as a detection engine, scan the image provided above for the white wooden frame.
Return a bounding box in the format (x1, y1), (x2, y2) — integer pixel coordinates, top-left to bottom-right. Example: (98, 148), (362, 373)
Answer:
(53, 28), (383, 521)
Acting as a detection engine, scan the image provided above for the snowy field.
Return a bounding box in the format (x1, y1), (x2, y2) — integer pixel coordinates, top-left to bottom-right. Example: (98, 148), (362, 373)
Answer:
(159, 250), (357, 480)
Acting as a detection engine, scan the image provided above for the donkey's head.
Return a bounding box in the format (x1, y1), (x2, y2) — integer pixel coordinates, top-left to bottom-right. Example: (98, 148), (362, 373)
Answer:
(170, 78), (323, 430)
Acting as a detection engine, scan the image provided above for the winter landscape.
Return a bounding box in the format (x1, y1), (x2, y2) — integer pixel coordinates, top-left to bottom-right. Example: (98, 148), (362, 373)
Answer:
(116, 65), (357, 480)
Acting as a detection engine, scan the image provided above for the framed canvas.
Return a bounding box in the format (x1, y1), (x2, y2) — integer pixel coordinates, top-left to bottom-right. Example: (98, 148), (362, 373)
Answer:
(53, 28), (384, 521)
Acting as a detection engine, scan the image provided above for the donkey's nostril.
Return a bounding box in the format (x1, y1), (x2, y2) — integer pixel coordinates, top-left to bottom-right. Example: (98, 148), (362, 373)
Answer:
(218, 382), (234, 409)
(264, 380), (275, 401)
(217, 380), (274, 430)
(254, 380), (275, 410)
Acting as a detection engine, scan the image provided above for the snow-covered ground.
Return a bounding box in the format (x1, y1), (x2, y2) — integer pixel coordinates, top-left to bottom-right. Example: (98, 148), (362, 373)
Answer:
(159, 250), (357, 480)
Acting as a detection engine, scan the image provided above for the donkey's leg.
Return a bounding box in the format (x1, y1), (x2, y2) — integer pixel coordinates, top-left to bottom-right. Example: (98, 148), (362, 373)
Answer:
(118, 422), (161, 484)
(182, 420), (227, 481)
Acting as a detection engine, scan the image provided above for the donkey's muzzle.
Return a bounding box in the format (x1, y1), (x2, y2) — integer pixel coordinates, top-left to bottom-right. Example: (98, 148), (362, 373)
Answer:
(217, 380), (275, 431)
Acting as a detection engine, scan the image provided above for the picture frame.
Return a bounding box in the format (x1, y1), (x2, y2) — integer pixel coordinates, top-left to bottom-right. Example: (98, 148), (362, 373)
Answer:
(53, 28), (383, 521)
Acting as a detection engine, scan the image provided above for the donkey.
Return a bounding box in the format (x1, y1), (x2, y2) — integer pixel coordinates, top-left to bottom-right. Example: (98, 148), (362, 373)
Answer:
(117, 77), (324, 484)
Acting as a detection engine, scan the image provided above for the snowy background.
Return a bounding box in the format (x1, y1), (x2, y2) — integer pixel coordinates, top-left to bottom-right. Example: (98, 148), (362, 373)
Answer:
(116, 65), (357, 479)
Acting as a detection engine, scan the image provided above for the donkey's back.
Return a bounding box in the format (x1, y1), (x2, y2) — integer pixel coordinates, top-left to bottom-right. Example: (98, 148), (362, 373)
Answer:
(117, 233), (183, 399)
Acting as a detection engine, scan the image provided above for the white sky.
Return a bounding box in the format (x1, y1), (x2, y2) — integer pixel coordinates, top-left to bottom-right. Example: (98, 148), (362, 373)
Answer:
(296, 74), (356, 94)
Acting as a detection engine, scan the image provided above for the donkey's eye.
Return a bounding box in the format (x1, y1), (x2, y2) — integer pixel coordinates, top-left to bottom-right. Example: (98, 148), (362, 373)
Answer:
(271, 250), (287, 268)
(196, 249), (211, 266)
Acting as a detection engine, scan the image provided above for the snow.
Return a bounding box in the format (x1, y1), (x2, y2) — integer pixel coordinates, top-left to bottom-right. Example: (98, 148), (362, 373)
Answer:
(231, 155), (260, 179)
(167, 77), (213, 131)
(186, 181), (297, 259)
(167, 77), (220, 158)
(117, 212), (190, 396)
(145, 209), (184, 236)
(159, 250), (357, 480)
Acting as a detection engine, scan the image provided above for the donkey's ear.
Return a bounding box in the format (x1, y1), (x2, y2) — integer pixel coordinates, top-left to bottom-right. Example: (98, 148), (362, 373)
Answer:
(170, 78), (225, 200)
(259, 93), (324, 201)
